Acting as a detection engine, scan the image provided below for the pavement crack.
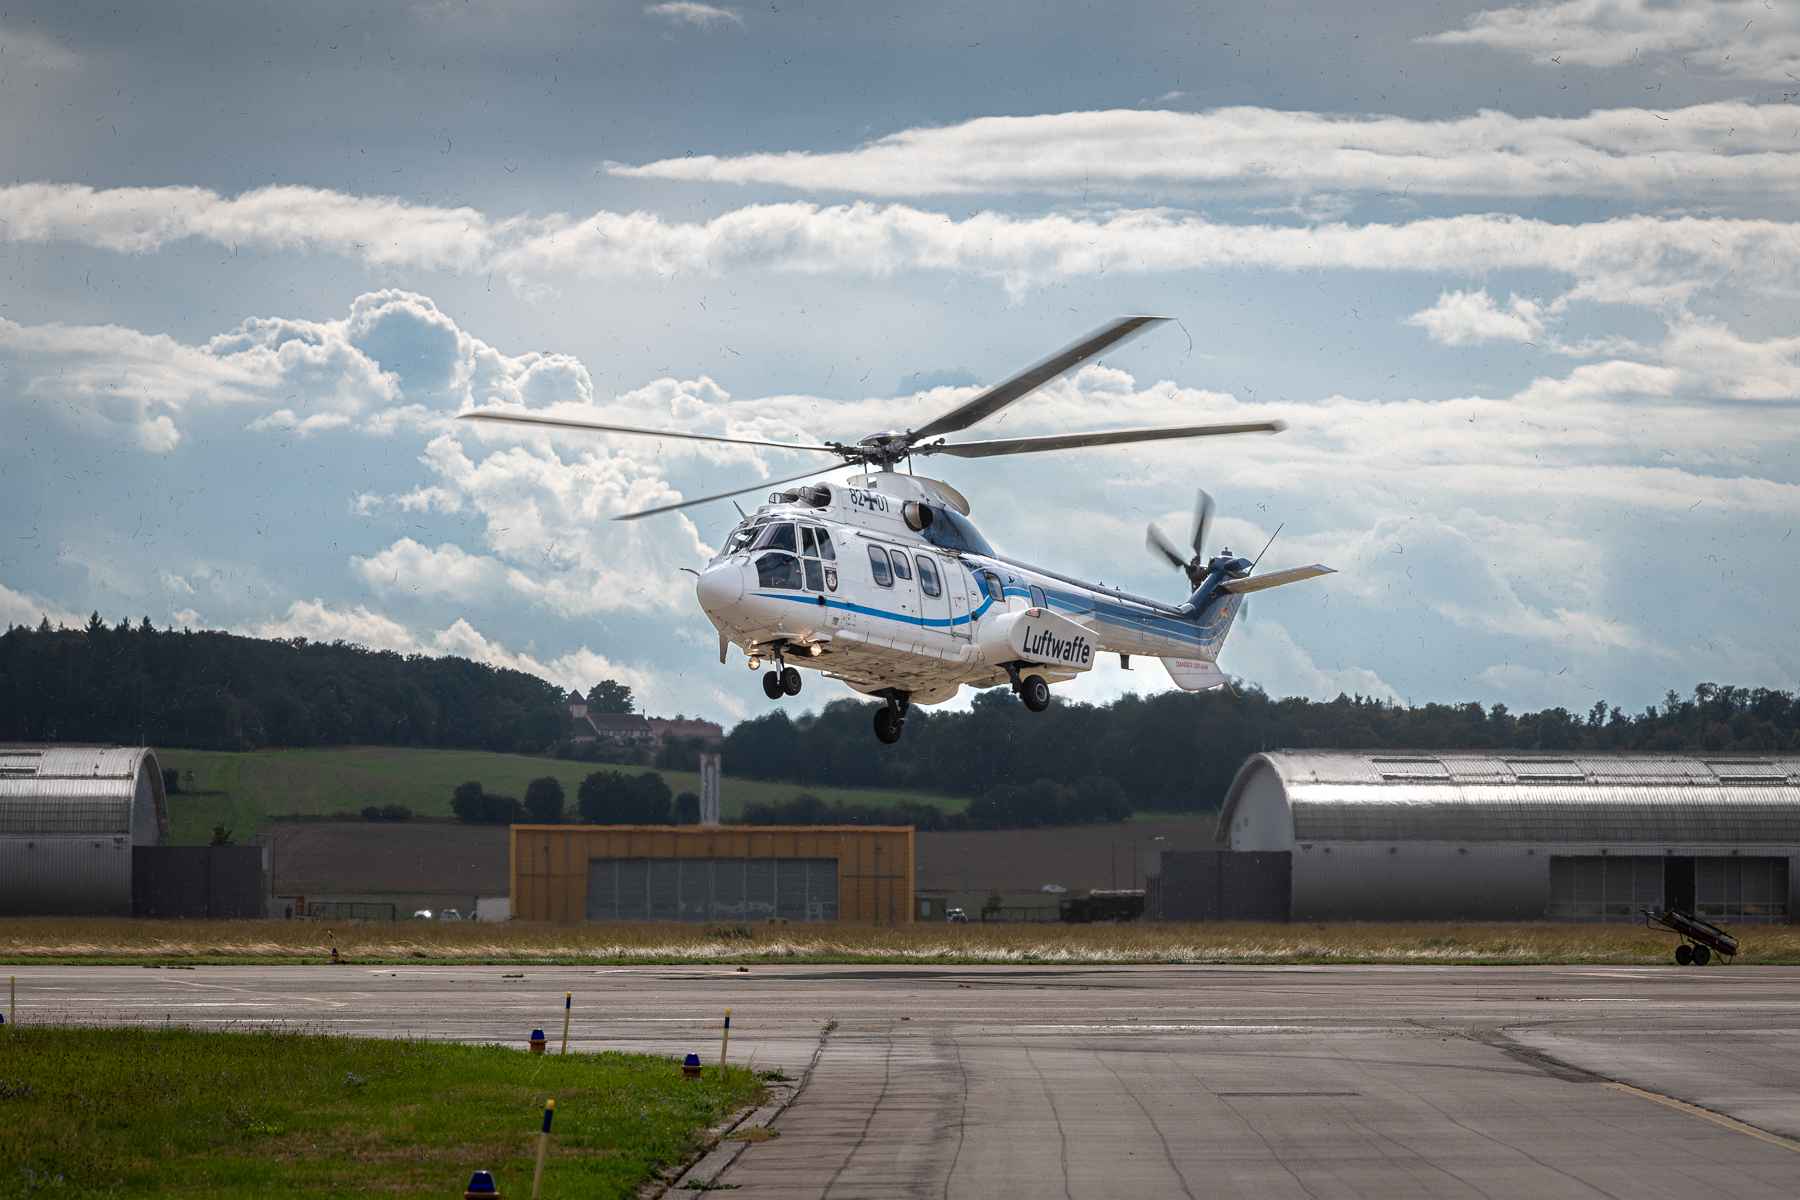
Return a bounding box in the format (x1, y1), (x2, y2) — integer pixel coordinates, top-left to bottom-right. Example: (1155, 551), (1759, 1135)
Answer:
(1091, 1048), (1196, 1200)
(821, 1023), (896, 1200)
(1020, 1043), (1074, 1200)
(941, 1035), (969, 1200)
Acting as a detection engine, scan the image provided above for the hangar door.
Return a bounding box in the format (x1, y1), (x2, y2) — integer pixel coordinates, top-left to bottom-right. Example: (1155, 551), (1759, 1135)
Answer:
(1549, 855), (1789, 922)
(586, 857), (838, 922)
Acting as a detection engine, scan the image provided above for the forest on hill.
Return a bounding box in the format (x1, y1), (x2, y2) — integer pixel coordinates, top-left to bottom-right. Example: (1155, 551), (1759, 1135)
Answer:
(5, 617), (1796, 817)
(724, 684), (1800, 813)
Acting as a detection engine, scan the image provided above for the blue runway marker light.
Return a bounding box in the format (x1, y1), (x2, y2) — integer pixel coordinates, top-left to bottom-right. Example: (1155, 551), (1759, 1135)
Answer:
(528, 1028), (547, 1055)
(682, 1052), (702, 1079)
(463, 1168), (499, 1198)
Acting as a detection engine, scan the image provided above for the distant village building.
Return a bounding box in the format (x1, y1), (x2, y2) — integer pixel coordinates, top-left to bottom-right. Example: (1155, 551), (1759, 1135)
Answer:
(565, 700), (722, 754)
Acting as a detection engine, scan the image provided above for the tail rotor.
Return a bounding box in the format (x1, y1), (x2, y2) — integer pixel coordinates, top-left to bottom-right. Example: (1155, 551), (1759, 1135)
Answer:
(1145, 489), (1215, 589)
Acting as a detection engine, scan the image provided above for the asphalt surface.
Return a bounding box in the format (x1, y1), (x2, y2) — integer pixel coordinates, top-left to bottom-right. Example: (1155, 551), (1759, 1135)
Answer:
(10, 963), (1800, 1197)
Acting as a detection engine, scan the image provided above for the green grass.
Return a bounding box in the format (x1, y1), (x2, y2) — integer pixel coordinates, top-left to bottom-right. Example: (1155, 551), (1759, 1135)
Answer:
(0, 1025), (761, 1199)
(158, 746), (964, 843)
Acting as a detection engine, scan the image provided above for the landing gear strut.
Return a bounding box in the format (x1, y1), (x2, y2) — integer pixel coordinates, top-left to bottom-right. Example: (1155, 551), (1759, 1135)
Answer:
(873, 692), (910, 744)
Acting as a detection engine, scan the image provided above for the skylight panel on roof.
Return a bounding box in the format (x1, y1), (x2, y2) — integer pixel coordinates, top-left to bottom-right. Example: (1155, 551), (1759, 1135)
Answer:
(1507, 759), (1584, 781)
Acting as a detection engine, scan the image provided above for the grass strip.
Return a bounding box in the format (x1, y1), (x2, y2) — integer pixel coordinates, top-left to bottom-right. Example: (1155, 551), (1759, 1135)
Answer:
(5, 917), (1799, 966)
(0, 1026), (761, 1198)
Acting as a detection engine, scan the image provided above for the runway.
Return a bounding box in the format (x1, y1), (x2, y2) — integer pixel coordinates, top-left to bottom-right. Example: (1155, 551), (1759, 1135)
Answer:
(10, 963), (1800, 1197)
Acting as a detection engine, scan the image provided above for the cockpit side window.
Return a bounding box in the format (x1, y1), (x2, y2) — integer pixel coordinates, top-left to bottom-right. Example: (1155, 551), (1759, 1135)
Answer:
(1029, 585), (1047, 610)
(814, 528), (836, 561)
(867, 544), (893, 587)
(982, 571), (1004, 603)
(800, 526), (817, 556)
(755, 552), (801, 590)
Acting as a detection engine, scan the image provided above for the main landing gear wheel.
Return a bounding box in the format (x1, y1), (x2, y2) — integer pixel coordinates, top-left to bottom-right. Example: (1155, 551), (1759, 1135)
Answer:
(1692, 943), (1712, 966)
(1674, 943), (1693, 966)
(781, 666), (803, 696)
(873, 706), (904, 744)
(762, 671), (784, 700)
(1019, 674), (1051, 713)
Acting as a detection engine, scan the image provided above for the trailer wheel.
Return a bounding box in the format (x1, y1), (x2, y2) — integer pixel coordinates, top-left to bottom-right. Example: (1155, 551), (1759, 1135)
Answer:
(1674, 944), (1693, 966)
(1692, 944), (1711, 966)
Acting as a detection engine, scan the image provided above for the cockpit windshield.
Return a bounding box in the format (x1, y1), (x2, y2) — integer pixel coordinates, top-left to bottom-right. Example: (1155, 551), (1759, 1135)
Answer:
(751, 522), (797, 553)
(919, 507), (995, 557)
(723, 520), (765, 555)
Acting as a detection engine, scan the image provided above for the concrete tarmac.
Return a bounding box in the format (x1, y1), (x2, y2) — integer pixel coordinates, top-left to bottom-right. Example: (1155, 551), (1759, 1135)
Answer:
(9, 963), (1800, 1197)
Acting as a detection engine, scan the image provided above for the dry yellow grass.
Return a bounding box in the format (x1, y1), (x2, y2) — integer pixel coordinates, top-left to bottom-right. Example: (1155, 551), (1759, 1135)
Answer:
(5, 917), (1798, 965)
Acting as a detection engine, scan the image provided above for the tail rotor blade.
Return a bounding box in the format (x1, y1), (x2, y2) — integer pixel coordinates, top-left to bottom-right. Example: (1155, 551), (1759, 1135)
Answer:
(1147, 524), (1189, 572)
(1190, 490), (1215, 558)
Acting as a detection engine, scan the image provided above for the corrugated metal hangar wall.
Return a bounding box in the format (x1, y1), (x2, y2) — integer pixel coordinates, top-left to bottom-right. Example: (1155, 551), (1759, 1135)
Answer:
(1199, 751), (1800, 922)
(0, 745), (169, 915)
(510, 825), (914, 925)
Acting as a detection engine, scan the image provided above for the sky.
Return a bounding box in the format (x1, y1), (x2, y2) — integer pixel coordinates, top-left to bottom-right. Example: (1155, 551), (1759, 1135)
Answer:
(2, 0), (1798, 724)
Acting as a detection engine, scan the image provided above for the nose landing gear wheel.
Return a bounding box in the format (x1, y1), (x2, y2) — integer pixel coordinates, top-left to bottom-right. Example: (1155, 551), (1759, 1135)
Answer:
(873, 706), (904, 744)
(781, 666), (803, 696)
(762, 671), (784, 700)
(1019, 674), (1051, 712)
(1674, 943), (1693, 966)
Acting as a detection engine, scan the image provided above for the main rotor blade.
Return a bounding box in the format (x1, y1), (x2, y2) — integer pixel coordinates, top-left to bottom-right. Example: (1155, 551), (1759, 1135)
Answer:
(611, 464), (843, 522)
(1146, 524), (1189, 572)
(920, 420), (1284, 459)
(908, 315), (1168, 441)
(459, 410), (846, 456)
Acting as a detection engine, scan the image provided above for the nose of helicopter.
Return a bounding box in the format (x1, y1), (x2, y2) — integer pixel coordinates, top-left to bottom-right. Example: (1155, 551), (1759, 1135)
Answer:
(695, 561), (744, 619)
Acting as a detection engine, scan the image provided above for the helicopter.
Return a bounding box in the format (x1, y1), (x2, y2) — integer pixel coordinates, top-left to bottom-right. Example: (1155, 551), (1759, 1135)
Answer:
(461, 316), (1332, 743)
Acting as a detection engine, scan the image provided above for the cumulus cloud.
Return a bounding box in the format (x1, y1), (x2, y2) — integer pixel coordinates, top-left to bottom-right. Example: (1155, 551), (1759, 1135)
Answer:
(645, 2), (743, 29)
(7, 181), (1800, 305)
(606, 102), (1800, 200)
(352, 538), (508, 598)
(0, 582), (84, 631)
(249, 599), (662, 702)
(0, 22), (80, 71)
(1406, 290), (1548, 346)
(1421, 0), (1800, 81)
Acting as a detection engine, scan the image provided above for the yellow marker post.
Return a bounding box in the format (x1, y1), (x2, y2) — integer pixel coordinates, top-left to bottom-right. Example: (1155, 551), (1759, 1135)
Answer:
(719, 1008), (732, 1072)
(530, 1098), (556, 1200)
(560, 992), (571, 1055)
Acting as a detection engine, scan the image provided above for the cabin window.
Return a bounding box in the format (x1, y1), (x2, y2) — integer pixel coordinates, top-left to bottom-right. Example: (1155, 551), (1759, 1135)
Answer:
(1029, 585), (1047, 609)
(867, 544), (893, 587)
(753, 522), (797, 553)
(889, 551), (913, 582)
(814, 528), (836, 560)
(916, 555), (941, 597)
(982, 571), (1004, 603)
(755, 552), (801, 590)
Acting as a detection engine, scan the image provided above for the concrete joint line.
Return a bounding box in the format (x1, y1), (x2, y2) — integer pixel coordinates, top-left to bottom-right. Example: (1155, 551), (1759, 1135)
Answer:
(1603, 1082), (1800, 1154)
(656, 1019), (837, 1196)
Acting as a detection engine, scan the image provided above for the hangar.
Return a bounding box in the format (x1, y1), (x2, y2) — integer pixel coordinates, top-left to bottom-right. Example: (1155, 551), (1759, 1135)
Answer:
(1205, 751), (1800, 922)
(510, 824), (914, 925)
(0, 745), (168, 915)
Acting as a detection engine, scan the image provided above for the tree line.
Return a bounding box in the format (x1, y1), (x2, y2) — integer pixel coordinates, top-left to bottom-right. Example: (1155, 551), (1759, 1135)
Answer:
(724, 684), (1800, 813)
(451, 774), (702, 825)
(0, 616), (571, 753)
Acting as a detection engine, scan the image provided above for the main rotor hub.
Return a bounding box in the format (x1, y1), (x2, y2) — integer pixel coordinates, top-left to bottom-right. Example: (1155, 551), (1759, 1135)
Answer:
(856, 431), (914, 468)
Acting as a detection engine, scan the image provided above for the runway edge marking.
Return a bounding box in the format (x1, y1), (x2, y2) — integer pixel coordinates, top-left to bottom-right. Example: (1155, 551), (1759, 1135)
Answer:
(654, 1018), (837, 1197)
(1602, 1082), (1800, 1154)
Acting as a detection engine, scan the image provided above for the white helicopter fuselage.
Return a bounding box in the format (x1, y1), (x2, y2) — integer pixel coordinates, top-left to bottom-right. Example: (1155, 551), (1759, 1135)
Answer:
(695, 471), (1241, 706)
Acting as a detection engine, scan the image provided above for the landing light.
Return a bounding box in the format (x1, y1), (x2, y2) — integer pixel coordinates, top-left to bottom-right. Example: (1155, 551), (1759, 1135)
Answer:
(809, 644), (823, 656)
(748, 655), (761, 670)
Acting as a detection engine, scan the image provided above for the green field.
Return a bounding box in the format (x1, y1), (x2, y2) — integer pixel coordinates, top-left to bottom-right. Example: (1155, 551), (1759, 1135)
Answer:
(0, 1025), (761, 1198)
(157, 746), (964, 843)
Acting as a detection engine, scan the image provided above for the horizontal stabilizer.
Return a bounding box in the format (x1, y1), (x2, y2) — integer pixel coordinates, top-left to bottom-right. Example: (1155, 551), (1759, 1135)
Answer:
(1161, 657), (1230, 692)
(1218, 564), (1334, 594)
